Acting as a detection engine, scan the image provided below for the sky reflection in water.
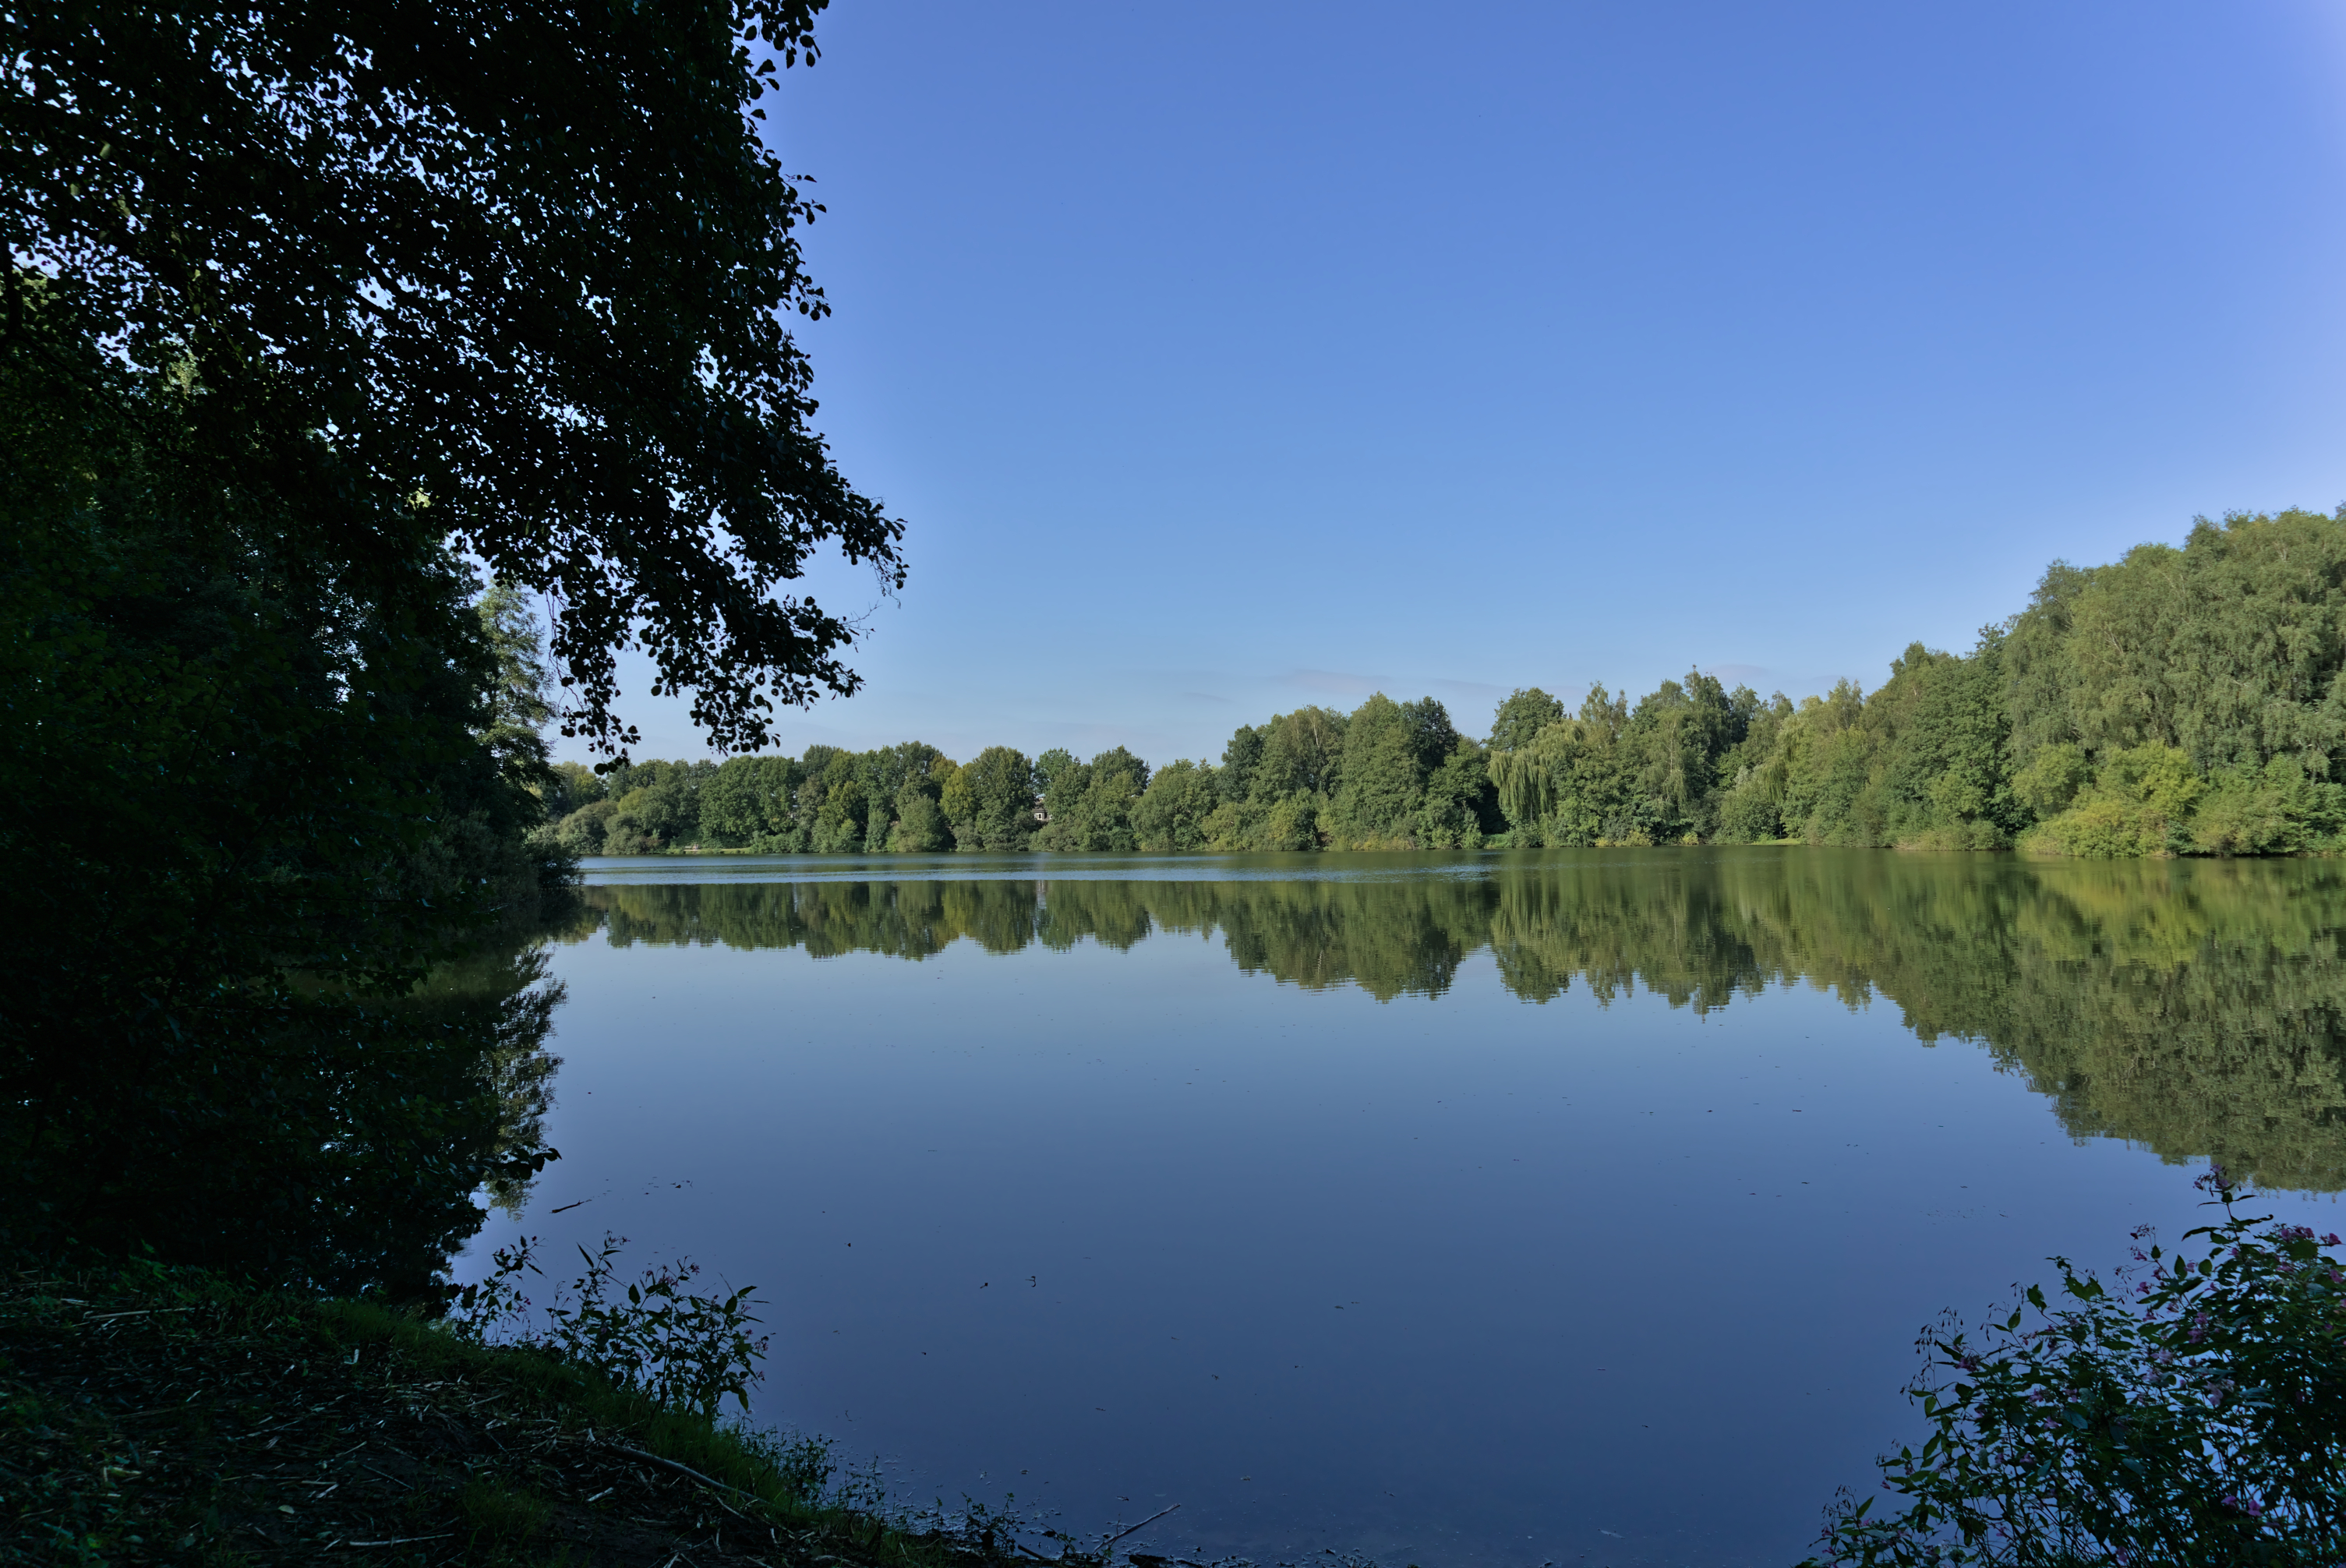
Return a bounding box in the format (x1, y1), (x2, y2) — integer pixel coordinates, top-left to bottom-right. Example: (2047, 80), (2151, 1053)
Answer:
(482, 848), (2346, 1568)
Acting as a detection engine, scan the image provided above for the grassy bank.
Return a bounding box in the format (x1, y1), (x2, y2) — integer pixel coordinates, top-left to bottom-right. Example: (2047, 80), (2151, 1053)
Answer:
(0, 1259), (1044, 1568)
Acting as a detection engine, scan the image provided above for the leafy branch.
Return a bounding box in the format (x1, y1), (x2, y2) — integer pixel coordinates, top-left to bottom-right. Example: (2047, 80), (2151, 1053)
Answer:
(1807, 1167), (2346, 1566)
(451, 1231), (772, 1421)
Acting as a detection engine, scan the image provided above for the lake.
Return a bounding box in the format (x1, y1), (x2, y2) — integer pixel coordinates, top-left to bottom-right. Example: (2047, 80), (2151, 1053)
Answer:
(472, 847), (2346, 1567)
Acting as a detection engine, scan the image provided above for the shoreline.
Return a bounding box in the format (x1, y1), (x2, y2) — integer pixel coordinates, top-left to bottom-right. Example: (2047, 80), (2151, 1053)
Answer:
(1, 1259), (1062, 1568)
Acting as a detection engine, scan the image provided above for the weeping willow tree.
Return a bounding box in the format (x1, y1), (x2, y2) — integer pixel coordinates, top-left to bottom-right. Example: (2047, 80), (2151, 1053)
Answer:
(1485, 689), (1635, 845)
(1488, 739), (1561, 825)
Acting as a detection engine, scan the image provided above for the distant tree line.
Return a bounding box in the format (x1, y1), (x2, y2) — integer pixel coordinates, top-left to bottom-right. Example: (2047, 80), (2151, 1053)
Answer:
(548, 509), (2346, 860)
(543, 690), (1500, 856)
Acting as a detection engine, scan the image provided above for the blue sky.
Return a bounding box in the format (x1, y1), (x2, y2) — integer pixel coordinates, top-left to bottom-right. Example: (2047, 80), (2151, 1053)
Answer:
(581, 0), (2346, 767)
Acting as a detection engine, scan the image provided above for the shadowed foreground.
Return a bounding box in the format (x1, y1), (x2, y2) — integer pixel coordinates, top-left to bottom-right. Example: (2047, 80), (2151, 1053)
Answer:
(0, 1264), (1058, 1568)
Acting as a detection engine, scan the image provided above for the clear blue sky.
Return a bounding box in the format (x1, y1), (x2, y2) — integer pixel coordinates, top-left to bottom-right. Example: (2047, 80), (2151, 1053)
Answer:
(582, 0), (2346, 767)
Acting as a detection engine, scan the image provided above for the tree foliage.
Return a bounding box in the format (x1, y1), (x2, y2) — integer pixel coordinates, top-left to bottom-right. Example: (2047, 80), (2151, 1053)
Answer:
(0, 281), (578, 1284)
(0, 0), (898, 1291)
(1477, 510), (2346, 857)
(542, 508), (2346, 863)
(1034, 746), (1149, 852)
(543, 689), (1510, 855)
(1808, 1176), (2346, 1566)
(4, 0), (900, 757)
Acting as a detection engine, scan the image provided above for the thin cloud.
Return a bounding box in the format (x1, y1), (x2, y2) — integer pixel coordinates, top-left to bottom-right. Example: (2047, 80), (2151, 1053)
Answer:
(1284, 668), (1382, 696)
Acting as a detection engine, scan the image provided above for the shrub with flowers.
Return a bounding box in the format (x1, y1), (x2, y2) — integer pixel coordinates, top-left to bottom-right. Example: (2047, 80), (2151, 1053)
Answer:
(1806, 1169), (2346, 1566)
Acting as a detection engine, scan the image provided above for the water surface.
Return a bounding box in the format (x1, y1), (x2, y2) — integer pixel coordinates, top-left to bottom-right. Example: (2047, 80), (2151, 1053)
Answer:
(481, 849), (2346, 1567)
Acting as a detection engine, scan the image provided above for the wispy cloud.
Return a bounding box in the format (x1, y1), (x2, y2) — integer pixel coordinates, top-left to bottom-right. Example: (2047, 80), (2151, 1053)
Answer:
(1284, 668), (1382, 696)
(1180, 690), (1234, 704)
(1426, 676), (1506, 702)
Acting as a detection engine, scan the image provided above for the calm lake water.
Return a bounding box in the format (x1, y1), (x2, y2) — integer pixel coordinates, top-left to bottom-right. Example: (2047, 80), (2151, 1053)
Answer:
(471, 848), (2346, 1568)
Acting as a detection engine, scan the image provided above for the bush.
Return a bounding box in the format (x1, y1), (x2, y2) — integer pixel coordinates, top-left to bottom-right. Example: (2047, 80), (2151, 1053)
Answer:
(2189, 761), (2346, 856)
(2023, 744), (2202, 857)
(2011, 743), (2093, 818)
(2023, 794), (2174, 857)
(555, 798), (618, 856)
(1717, 786), (1783, 842)
(1807, 1171), (2346, 1566)
(890, 785), (949, 853)
(453, 1233), (771, 1421)
(1259, 793), (1321, 850)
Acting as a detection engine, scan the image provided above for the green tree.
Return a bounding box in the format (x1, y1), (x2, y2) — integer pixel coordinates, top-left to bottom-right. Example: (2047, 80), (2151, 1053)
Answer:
(1034, 747), (1079, 800)
(2063, 515), (2346, 772)
(8, 0), (903, 758)
(1488, 683), (1639, 845)
(1251, 708), (1347, 800)
(556, 799), (620, 856)
(600, 761), (710, 853)
(546, 761), (609, 820)
(2189, 758), (2346, 856)
(1134, 760), (1223, 852)
(889, 782), (950, 853)
(1488, 687), (1566, 751)
(556, 510), (2346, 866)
(2, 0), (904, 1286)
(1219, 725), (1264, 803)
(790, 744), (847, 844)
(1332, 693), (1462, 846)
(0, 310), (565, 1281)
(1613, 670), (1747, 841)
(942, 747), (1037, 852)
(858, 741), (945, 851)
(1235, 706), (1346, 848)
(2023, 743), (2204, 857)
(1033, 748), (1086, 842)
(1036, 746), (1151, 852)
(1713, 692), (1797, 842)
(1869, 631), (2020, 849)
(699, 754), (804, 846)
(475, 584), (558, 812)
(808, 751), (866, 853)
(1775, 680), (1878, 843)
(1419, 746), (1499, 848)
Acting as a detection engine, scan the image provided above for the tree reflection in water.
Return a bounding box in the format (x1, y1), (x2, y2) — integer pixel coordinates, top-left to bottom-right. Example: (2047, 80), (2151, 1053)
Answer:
(571, 849), (2346, 1192)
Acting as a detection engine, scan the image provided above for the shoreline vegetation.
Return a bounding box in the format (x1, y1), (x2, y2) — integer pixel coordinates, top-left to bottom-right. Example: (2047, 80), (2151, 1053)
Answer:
(549, 510), (2346, 862)
(0, 1254), (1083, 1568)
